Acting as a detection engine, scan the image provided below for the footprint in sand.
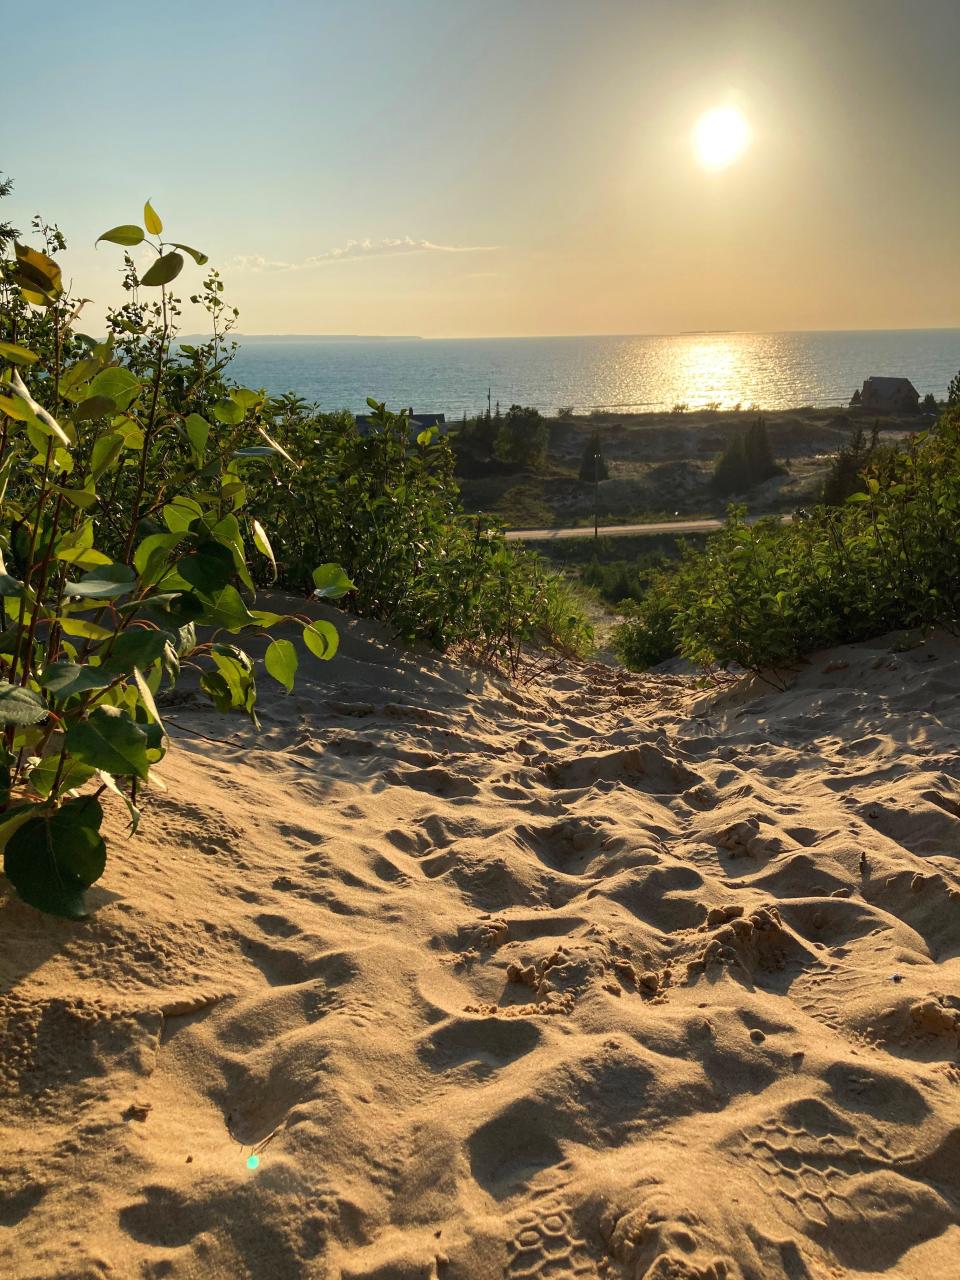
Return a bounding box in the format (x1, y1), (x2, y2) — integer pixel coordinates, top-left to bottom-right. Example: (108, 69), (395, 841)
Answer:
(506, 1197), (597, 1278)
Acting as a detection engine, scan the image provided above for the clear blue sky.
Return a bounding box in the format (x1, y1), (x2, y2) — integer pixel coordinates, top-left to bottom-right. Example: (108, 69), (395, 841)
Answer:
(5, 0), (959, 336)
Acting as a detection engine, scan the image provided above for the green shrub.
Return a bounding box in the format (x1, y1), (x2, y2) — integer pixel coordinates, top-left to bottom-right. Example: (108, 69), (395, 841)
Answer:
(612, 584), (679, 669)
(493, 404), (548, 468)
(245, 400), (592, 661)
(821, 423), (880, 505)
(615, 411), (960, 673)
(712, 416), (782, 495)
(0, 198), (348, 918)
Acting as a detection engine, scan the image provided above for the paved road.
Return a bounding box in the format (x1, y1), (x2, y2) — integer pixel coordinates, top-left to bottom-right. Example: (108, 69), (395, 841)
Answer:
(505, 517), (724, 541)
(504, 513), (794, 541)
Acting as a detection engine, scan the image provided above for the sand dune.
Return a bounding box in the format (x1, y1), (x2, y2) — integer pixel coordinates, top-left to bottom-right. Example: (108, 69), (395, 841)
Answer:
(3, 610), (960, 1279)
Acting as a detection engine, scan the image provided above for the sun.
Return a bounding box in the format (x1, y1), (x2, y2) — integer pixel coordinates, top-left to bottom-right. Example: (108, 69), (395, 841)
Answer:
(693, 106), (751, 171)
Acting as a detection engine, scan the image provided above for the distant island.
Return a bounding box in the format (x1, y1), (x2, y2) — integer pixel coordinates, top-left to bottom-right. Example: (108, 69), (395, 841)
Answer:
(178, 333), (424, 343)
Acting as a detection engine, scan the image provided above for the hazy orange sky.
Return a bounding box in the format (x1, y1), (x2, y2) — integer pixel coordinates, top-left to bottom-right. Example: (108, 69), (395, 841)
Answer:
(6, 0), (960, 337)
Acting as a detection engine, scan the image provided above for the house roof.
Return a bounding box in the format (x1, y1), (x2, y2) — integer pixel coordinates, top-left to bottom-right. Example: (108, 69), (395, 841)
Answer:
(862, 376), (918, 395)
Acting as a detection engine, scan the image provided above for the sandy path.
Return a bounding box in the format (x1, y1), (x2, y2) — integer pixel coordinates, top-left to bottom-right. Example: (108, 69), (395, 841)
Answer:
(2, 612), (960, 1279)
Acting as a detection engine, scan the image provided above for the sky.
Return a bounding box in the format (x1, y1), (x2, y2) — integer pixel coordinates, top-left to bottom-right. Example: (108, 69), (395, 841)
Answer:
(3, 0), (960, 338)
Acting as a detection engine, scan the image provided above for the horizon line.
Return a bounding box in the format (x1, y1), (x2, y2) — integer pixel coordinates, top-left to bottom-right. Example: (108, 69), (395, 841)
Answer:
(185, 323), (960, 343)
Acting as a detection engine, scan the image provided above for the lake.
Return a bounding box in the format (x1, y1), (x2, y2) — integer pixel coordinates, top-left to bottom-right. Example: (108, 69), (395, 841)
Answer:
(222, 329), (960, 417)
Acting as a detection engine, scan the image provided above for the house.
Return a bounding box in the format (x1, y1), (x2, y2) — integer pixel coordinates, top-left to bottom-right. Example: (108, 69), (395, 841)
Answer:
(355, 409), (446, 436)
(852, 377), (919, 414)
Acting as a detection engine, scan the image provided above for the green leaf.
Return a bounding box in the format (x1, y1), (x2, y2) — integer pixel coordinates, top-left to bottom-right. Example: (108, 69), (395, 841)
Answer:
(312, 563), (354, 599)
(98, 629), (171, 675)
(0, 393), (33, 422)
(55, 519), (112, 569)
(97, 224), (145, 247)
(201, 643), (256, 716)
(302, 619), (339, 661)
(38, 663), (115, 700)
(138, 591), (204, 629)
(133, 666), (164, 729)
(73, 394), (118, 421)
(60, 356), (102, 396)
(184, 413), (210, 462)
(265, 639), (297, 692)
(14, 243), (63, 298)
(143, 200), (163, 235)
(89, 431), (126, 479)
(163, 495), (203, 532)
(64, 706), (151, 780)
(197, 584), (256, 633)
(87, 366), (141, 412)
(66, 563), (137, 600)
(141, 251), (183, 287)
(27, 755), (96, 800)
(0, 340), (38, 366)
(134, 531), (185, 584)
(58, 615), (113, 642)
(0, 682), (47, 726)
(171, 242), (208, 265)
(4, 797), (106, 919)
(177, 541), (235, 594)
(211, 398), (244, 426)
(251, 519), (277, 580)
(55, 485), (98, 511)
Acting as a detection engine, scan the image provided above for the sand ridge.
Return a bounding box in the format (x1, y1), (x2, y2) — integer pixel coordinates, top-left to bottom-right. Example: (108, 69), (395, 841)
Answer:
(2, 610), (960, 1279)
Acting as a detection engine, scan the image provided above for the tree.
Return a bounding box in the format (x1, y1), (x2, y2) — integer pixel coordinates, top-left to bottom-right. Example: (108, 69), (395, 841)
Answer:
(579, 427), (609, 483)
(493, 404), (548, 468)
(948, 369), (960, 406)
(0, 173), (19, 254)
(822, 422), (883, 505)
(712, 416), (782, 495)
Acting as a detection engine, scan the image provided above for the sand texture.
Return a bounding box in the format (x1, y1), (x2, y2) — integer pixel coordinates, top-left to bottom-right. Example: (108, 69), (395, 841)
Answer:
(3, 611), (960, 1279)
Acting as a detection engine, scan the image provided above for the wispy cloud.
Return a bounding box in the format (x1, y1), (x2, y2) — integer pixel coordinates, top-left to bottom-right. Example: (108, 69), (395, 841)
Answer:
(233, 236), (497, 272)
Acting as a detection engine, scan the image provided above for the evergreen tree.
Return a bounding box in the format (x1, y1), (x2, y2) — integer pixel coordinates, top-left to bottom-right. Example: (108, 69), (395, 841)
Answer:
(579, 427), (609, 483)
(712, 434), (749, 494)
(712, 416), (781, 495)
(822, 422), (882, 505)
(745, 416), (776, 477)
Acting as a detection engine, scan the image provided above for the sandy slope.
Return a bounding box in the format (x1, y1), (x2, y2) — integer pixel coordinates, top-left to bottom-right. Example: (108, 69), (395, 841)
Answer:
(3, 611), (960, 1280)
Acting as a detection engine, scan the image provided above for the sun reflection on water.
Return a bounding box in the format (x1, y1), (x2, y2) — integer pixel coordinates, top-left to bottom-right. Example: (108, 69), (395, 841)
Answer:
(670, 336), (757, 408)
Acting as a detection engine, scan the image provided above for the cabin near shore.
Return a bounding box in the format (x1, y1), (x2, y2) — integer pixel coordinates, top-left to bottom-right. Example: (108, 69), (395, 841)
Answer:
(851, 376), (919, 414)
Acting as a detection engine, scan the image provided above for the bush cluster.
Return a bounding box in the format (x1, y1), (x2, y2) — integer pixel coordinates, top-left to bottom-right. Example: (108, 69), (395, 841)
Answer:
(712, 416), (782, 495)
(0, 188), (592, 918)
(245, 399), (591, 660)
(615, 410), (960, 672)
(0, 199), (354, 918)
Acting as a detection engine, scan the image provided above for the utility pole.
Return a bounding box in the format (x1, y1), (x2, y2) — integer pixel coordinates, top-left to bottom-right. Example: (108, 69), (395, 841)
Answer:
(487, 386), (492, 419)
(594, 426), (600, 540)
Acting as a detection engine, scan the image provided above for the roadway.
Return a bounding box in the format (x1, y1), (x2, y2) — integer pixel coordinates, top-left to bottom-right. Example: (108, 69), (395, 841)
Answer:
(503, 512), (794, 541)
